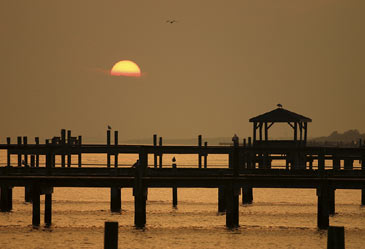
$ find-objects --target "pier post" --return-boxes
[159,137,163,168]
[332,155,340,170]
[204,142,208,168]
[153,134,157,168]
[44,191,52,227]
[317,184,330,229]
[344,159,353,170]
[110,187,121,213]
[6,137,11,167]
[78,136,82,168]
[198,135,202,168]
[134,147,148,228]
[318,152,325,171]
[225,184,239,228]
[30,155,35,168]
[107,130,111,168]
[114,131,118,168]
[218,187,226,212]
[35,137,39,167]
[23,136,28,166]
[329,188,335,215]
[0,185,12,212]
[17,136,22,167]
[23,136,32,202]
[104,221,118,249]
[172,161,177,207]
[32,184,41,227]
[61,129,66,167]
[67,130,72,167]
[361,150,365,205]
[327,226,345,249]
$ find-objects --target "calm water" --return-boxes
[1,153,365,249]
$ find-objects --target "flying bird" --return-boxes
[166,20,178,24]
[277,104,283,108]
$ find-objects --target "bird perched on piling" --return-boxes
[107,125,112,130]
[277,104,283,108]
[166,20,178,24]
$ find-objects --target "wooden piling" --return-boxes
[78,136,82,168]
[204,142,208,168]
[218,187,226,212]
[61,129,66,167]
[198,135,202,168]
[23,136,28,166]
[329,188,335,215]
[114,131,118,168]
[333,156,340,170]
[104,221,118,249]
[153,134,157,168]
[67,130,72,167]
[225,184,239,228]
[134,147,148,228]
[318,152,325,170]
[30,155,35,168]
[35,137,39,167]
[6,137,10,167]
[17,136,22,167]
[32,185,40,227]
[110,187,121,213]
[45,193,52,227]
[0,185,12,212]
[172,162,177,207]
[159,137,163,168]
[344,159,353,170]
[327,226,345,249]
[107,130,111,168]
[361,150,365,205]
[317,184,330,229]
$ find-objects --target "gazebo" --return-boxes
[249,105,312,147]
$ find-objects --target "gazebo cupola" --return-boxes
[249,105,312,146]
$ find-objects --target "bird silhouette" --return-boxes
[277,104,283,108]
[166,20,177,24]
[107,125,112,130]
[172,157,176,162]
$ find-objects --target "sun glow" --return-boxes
[110,60,141,77]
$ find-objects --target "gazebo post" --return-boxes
[294,122,297,142]
[304,123,308,145]
[253,122,257,142]
[264,122,268,141]
[259,123,263,141]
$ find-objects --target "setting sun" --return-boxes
[110,60,141,77]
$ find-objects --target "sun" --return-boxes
[110,60,141,77]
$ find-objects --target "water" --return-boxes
[1,153,365,248]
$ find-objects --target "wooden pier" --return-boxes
[1,129,365,230]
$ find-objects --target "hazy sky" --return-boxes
[1,0,364,142]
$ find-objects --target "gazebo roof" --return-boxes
[249,108,312,123]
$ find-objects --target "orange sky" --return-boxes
[0,0,364,142]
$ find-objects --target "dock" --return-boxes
[1,129,365,229]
